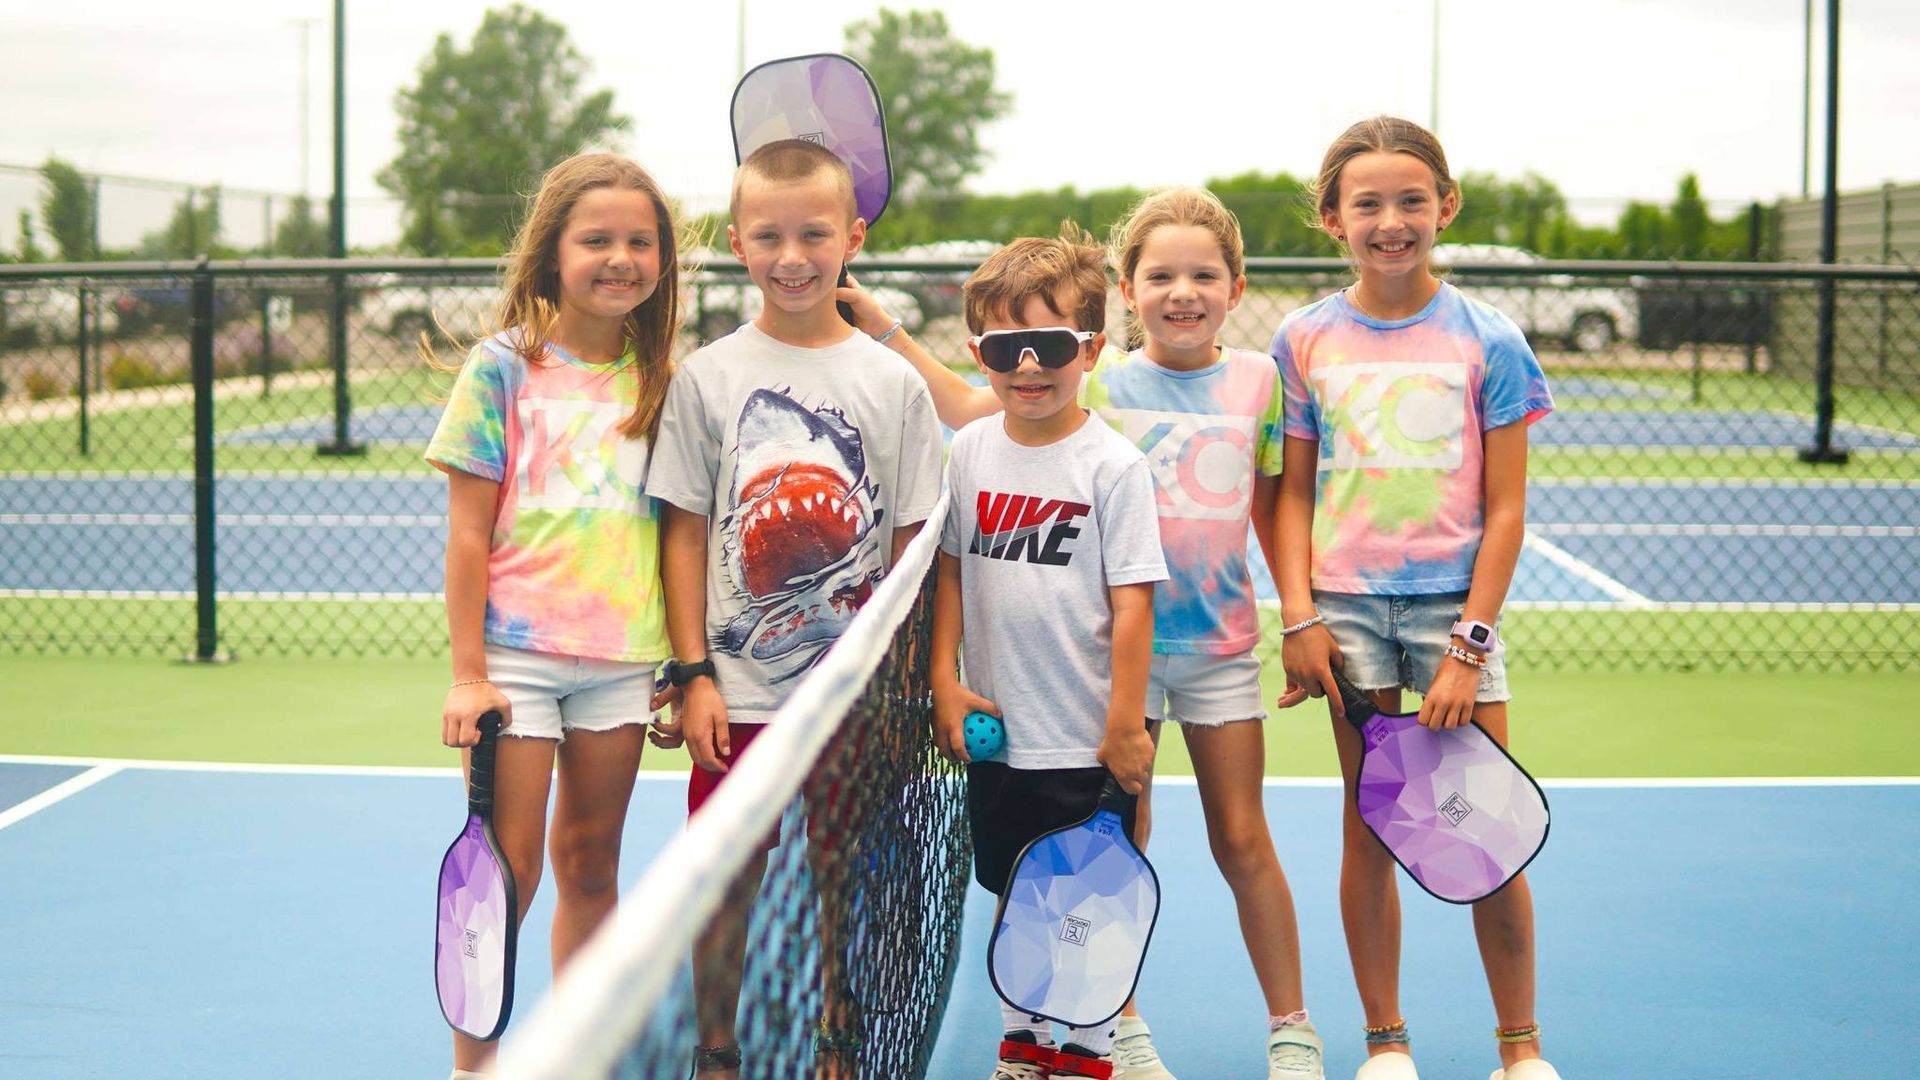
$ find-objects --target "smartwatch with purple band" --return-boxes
[1450,619,1499,655]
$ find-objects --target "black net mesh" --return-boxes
[496,514,969,1079]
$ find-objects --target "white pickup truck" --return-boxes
[1431,244,1637,352]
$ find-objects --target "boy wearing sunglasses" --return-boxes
[930,224,1168,1080]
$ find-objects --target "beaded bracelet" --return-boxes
[450,677,492,689]
[1363,1019,1410,1046]
[874,318,903,344]
[1279,614,1323,637]
[1445,643,1487,668]
[1496,1023,1541,1044]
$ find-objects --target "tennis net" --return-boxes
[495,493,967,1079]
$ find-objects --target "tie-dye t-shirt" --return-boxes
[424,333,669,663]
[1273,283,1553,595]
[1081,346,1285,655]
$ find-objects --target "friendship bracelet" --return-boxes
[1445,643,1488,668]
[1280,614,1323,637]
[450,677,492,689]
[1269,1010,1311,1030]
[1363,1019,1410,1046]
[1496,1023,1541,1044]
[874,318,903,344]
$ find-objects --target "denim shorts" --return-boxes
[1146,651,1266,727]
[483,643,661,741]
[1311,591,1509,702]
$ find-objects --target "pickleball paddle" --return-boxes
[435,711,518,1041]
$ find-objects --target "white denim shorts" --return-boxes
[483,643,661,741]
[1312,590,1509,702]
[1145,650,1268,727]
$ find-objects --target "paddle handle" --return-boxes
[468,711,503,816]
[1096,773,1138,815]
[836,266,857,329]
[1325,666,1378,733]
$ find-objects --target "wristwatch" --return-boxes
[665,658,717,687]
[1450,619,1499,655]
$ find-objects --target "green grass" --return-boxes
[4,653,1913,779]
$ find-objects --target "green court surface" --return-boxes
[5,654,1914,778]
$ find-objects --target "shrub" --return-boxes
[105,352,171,390]
[22,368,70,400]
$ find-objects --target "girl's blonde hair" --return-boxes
[496,153,684,440]
[1108,187,1245,349]
[1311,116,1460,231]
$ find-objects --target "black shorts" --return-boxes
[966,761,1140,895]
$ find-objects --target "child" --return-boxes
[645,138,943,1078]
[1271,117,1560,1080]
[427,152,686,1079]
[931,224,1167,1080]
[843,190,1327,1080]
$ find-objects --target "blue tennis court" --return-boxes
[0,758,1913,1078]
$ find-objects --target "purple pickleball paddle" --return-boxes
[435,711,518,1041]
[731,53,892,227]
[1328,667,1549,904]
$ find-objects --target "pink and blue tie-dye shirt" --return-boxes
[1274,283,1553,595]
[1082,346,1286,655]
[425,334,669,662]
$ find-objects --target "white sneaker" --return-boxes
[1267,1020,1325,1079]
[1108,1015,1177,1080]
[1354,1050,1419,1080]
[1489,1060,1562,1080]
[991,1032,1056,1080]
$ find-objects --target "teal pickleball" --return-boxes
[964,711,1005,760]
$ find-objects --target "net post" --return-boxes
[75,281,90,457]
[1799,0,1849,466]
[185,260,230,664]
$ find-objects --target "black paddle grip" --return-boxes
[1096,773,1139,815]
[468,711,503,816]
[1325,666,1377,732]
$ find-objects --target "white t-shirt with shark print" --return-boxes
[648,322,943,722]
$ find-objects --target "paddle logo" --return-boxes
[1060,915,1091,947]
[797,131,824,145]
[1439,792,1474,826]
[463,929,479,958]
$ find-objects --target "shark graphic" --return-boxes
[716,388,885,682]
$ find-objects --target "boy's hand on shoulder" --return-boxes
[680,679,732,772]
[932,683,997,764]
[1418,652,1478,730]
[1098,720,1156,796]
[834,273,898,340]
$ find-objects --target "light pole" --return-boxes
[1430,0,1441,134]
[292,17,319,196]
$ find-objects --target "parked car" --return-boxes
[883,239,1001,320]
[1634,282,1773,349]
[109,284,246,336]
[1,285,118,346]
[1431,244,1638,351]
[367,277,501,344]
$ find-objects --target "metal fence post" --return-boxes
[76,283,91,456]
[187,260,229,662]
[1799,0,1848,465]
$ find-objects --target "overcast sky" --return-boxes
[4,0,1918,250]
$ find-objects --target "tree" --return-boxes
[16,210,44,262]
[1669,173,1709,258]
[378,5,628,254]
[272,195,330,257]
[844,9,1012,207]
[39,157,94,261]
[137,187,222,258]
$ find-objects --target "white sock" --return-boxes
[998,1001,1051,1042]
[1063,1020,1116,1057]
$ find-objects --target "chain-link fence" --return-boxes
[2,255,1915,669]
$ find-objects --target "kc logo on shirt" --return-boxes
[1107,410,1255,521]
[515,398,648,510]
[1314,362,1467,471]
[968,491,1092,565]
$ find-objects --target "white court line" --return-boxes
[0,513,445,527]
[0,755,1912,789]
[1535,476,1920,489]
[1521,532,1653,604]
[1530,522,1919,539]
[0,764,124,832]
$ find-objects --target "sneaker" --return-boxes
[1055,1042,1115,1079]
[1354,1050,1419,1080]
[992,1030,1057,1080]
[1489,1061,1562,1080]
[1108,1015,1176,1080]
[1267,1020,1325,1079]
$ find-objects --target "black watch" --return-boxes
[666,658,717,687]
